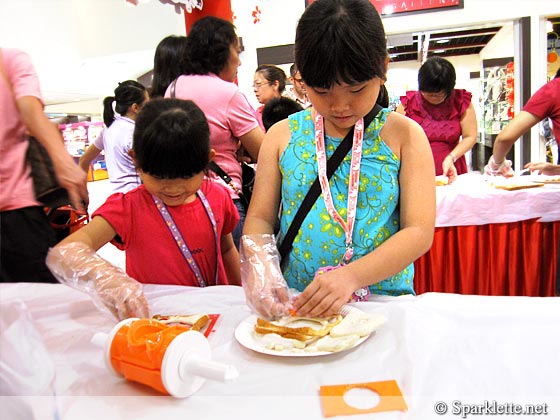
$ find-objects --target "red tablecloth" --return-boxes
[414,218,560,296]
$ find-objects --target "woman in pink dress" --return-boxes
[397,57,477,183]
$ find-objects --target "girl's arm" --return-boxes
[294,113,436,316]
[78,144,102,173]
[241,121,292,318]
[220,233,241,286]
[46,216,149,320]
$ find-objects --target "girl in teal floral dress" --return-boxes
[241,0,436,319]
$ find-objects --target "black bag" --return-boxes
[241,162,255,205]
[26,137,71,209]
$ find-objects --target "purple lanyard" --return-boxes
[152,191,219,287]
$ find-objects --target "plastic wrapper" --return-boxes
[46,242,150,320]
[484,155,513,177]
[240,234,291,319]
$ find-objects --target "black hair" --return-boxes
[295,0,387,89]
[262,97,304,131]
[255,64,287,94]
[418,57,456,97]
[184,16,238,76]
[151,35,188,98]
[133,98,210,179]
[555,67,560,79]
[377,84,389,108]
[103,80,147,127]
[289,63,298,78]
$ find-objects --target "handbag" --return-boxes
[47,205,89,243]
[0,49,70,210]
[208,161,253,208]
[26,137,71,209]
[278,104,383,262]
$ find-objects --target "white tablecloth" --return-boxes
[436,173,560,227]
[1,284,559,420]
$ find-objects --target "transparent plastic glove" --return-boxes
[484,155,514,177]
[46,242,149,320]
[240,234,291,320]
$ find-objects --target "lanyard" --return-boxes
[314,114,364,263]
[152,191,219,287]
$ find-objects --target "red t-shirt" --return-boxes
[93,180,239,286]
[523,78,560,142]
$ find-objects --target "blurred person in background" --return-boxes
[253,64,287,130]
[0,47,88,282]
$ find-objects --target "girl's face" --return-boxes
[219,40,242,82]
[253,71,280,105]
[139,171,205,206]
[305,78,382,136]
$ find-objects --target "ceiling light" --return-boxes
[546,21,554,33]
[436,39,449,44]
[434,49,445,53]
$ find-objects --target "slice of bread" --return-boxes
[254,315,342,342]
[152,314,210,331]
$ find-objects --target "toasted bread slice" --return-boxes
[255,315,342,340]
[152,314,210,331]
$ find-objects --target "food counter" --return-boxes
[415,173,560,296]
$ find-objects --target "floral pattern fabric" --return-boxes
[277,108,414,296]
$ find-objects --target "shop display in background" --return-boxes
[59,121,107,181]
[471,58,514,172]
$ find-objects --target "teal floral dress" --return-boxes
[277,108,414,296]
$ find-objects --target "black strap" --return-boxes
[278,104,383,262]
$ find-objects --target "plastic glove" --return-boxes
[484,155,514,177]
[240,234,291,319]
[46,242,149,320]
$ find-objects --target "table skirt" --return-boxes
[414,218,560,296]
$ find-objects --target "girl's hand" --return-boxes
[524,161,560,176]
[292,266,358,318]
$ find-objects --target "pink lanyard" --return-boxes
[314,113,364,263]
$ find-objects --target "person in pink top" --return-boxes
[0,48,88,283]
[165,16,264,249]
[485,67,560,177]
[397,57,478,184]
[47,98,241,320]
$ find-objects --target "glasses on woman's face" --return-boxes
[421,91,447,100]
[253,81,271,89]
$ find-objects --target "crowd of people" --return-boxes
[1,0,557,321]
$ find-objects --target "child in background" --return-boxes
[47,98,241,320]
[241,0,435,319]
[261,96,304,132]
[79,80,149,194]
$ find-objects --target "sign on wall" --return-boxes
[304,0,463,16]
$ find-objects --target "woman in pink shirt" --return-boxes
[165,16,264,248]
[0,48,88,283]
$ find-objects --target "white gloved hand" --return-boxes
[240,234,291,320]
[484,155,514,177]
[46,242,149,320]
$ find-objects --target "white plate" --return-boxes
[234,314,371,357]
[530,175,560,184]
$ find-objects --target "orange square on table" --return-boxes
[320,379,407,417]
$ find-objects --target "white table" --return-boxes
[1,284,559,420]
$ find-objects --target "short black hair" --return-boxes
[255,64,288,94]
[103,80,147,127]
[262,97,304,131]
[133,98,210,179]
[295,0,387,89]
[185,16,238,76]
[418,57,456,97]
